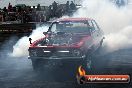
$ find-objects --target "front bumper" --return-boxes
[28,55,86,60]
[28,55,87,68]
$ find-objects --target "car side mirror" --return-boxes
[48,26,51,31]
[47,31,52,36]
[43,32,47,35]
[29,38,32,44]
[43,31,52,37]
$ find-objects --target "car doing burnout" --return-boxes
[28,18,104,72]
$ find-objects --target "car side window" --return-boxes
[51,23,57,32]
[88,20,95,34]
[88,20,93,27]
[92,20,99,30]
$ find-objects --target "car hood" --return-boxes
[33,33,91,47]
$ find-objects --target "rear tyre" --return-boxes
[82,54,94,74]
[96,38,104,55]
[98,39,103,50]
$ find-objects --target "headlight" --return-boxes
[73,50,81,57]
[29,50,37,56]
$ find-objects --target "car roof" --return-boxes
[54,18,93,22]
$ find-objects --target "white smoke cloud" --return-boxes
[104,26,132,52]
[74,0,132,52]
[11,25,48,57]
[11,0,132,57]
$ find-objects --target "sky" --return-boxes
[0,0,81,8]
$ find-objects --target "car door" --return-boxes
[86,20,96,50]
[93,20,103,38]
[91,20,101,49]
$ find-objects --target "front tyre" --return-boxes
[31,59,43,72]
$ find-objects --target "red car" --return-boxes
[28,18,104,72]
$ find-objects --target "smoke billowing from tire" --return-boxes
[74,0,132,52]
[10,26,48,57]
[11,0,132,57]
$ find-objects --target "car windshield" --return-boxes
[50,21,94,34]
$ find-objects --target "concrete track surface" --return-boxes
[0,44,132,88]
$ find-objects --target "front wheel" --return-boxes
[31,59,43,72]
